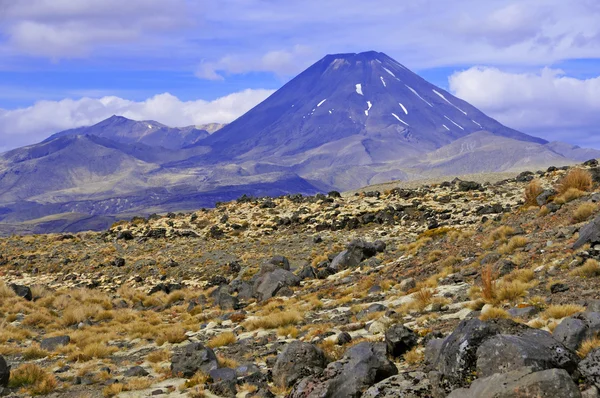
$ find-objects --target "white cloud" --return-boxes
[449,66,600,146]
[0,89,274,151]
[196,45,314,80]
[1,0,188,58]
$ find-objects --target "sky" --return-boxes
[0,0,600,152]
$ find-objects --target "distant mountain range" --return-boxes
[1,51,599,234]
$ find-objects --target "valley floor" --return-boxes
[1,163,600,397]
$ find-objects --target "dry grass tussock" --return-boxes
[207,332,236,348]
[524,179,544,207]
[557,168,593,195]
[555,188,587,204]
[9,363,58,395]
[480,307,510,321]
[542,304,585,320]
[498,236,528,255]
[242,310,303,331]
[572,202,598,223]
[570,259,600,277]
[578,336,600,358]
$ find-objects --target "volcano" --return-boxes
[201,51,545,163]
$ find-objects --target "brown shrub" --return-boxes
[524,179,544,206]
[557,168,593,195]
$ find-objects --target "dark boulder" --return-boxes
[385,324,418,358]
[288,342,397,398]
[580,348,600,388]
[573,214,600,249]
[253,268,300,302]
[554,312,600,351]
[40,335,70,351]
[476,331,579,378]
[536,189,557,206]
[447,367,581,398]
[170,342,218,378]
[458,181,482,191]
[272,341,326,388]
[9,284,32,301]
[363,371,431,398]
[268,255,291,270]
[124,366,149,377]
[0,356,9,387]
[298,265,317,280]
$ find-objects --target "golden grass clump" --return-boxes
[207,332,236,348]
[22,344,50,360]
[495,280,531,302]
[0,283,16,299]
[9,363,58,395]
[147,349,171,363]
[557,168,593,195]
[498,236,528,255]
[577,336,600,358]
[524,179,544,207]
[542,304,585,320]
[555,188,587,204]
[504,268,535,284]
[569,259,600,277]
[412,288,434,311]
[156,327,188,346]
[242,310,303,331]
[277,325,299,338]
[479,307,511,321]
[572,202,598,223]
[403,347,424,365]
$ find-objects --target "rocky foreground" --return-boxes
[3,161,600,397]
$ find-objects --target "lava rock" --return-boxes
[298,265,318,280]
[253,268,301,302]
[272,341,326,388]
[458,181,482,192]
[288,342,397,398]
[475,331,579,378]
[124,366,149,377]
[536,189,557,206]
[170,342,218,378]
[573,214,600,249]
[268,255,290,270]
[337,332,352,345]
[363,371,431,398]
[554,312,600,351]
[9,284,32,301]
[0,356,9,387]
[580,348,600,388]
[40,335,70,351]
[209,367,236,383]
[447,367,581,398]
[385,324,418,358]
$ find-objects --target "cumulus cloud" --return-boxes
[449,66,600,146]
[196,45,314,80]
[0,89,274,151]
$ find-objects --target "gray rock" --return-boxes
[9,284,32,301]
[476,331,579,378]
[582,386,600,398]
[209,379,237,398]
[209,367,236,382]
[579,348,600,388]
[337,332,352,345]
[554,318,588,351]
[214,290,239,310]
[363,371,431,398]
[573,214,600,249]
[124,366,149,377]
[458,181,482,192]
[298,265,317,280]
[0,356,9,387]
[507,306,539,318]
[385,324,418,358]
[40,335,70,351]
[427,318,534,396]
[536,189,557,206]
[272,341,326,388]
[268,255,290,270]
[170,342,218,378]
[329,249,363,271]
[289,342,398,398]
[447,367,581,398]
[253,268,300,301]
[400,278,416,292]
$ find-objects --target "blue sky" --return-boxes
[1,0,600,151]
